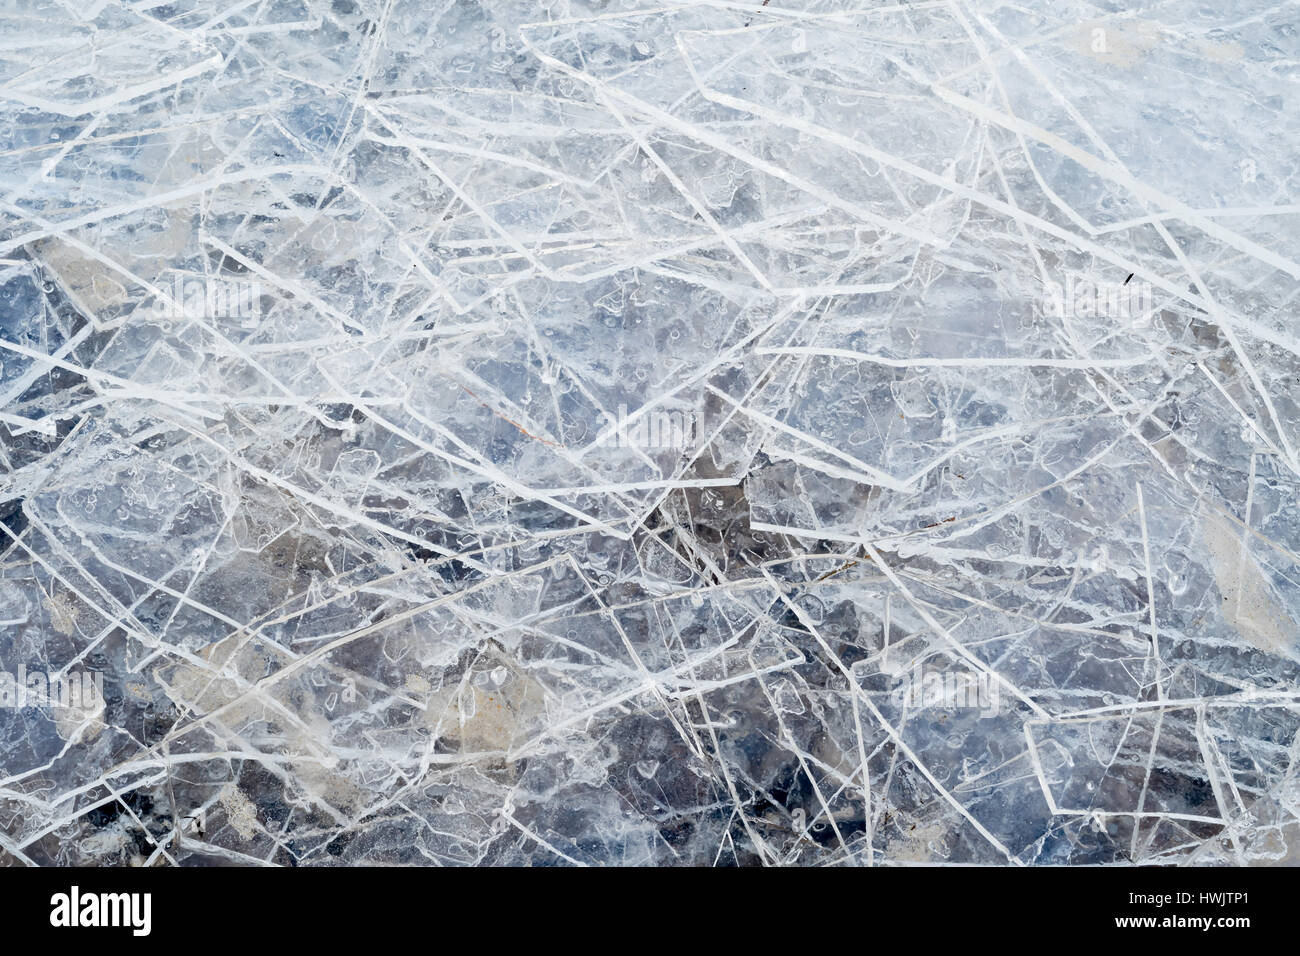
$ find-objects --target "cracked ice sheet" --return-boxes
[0,0,1297,868]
